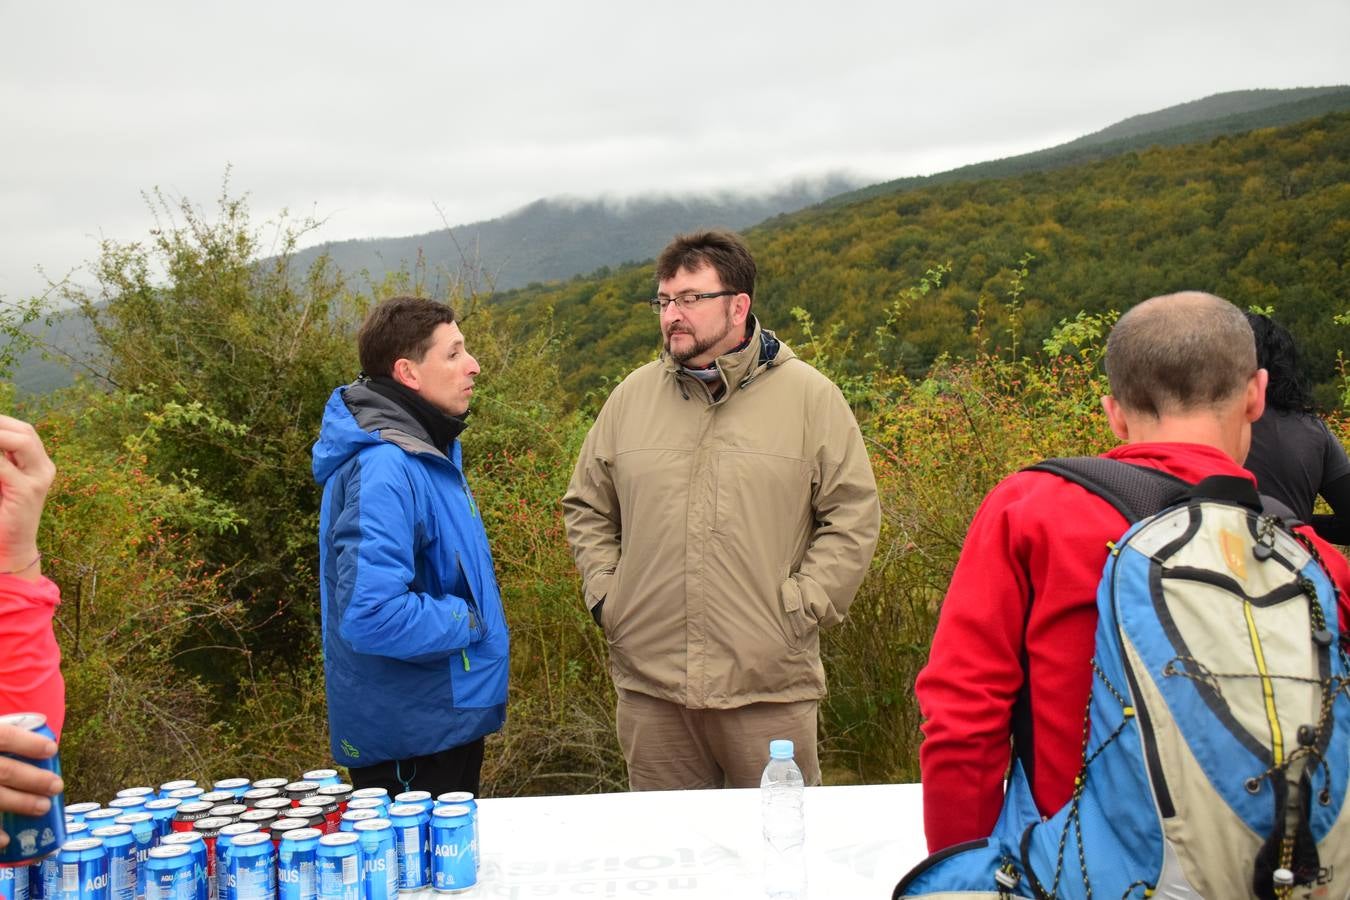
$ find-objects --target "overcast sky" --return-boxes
[2,0,1348,303]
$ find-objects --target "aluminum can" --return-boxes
[351,822,396,900]
[299,772,338,789]
[189,798,229,813]
[0,714,66,866]
[154,835,205,900]
[63,806,101,826]
[206,783,247,803]
[210,825,257,900]
[294,799,337,835]
[102,802,141,820]
[281,810,322,834]
[155,784,195,800]
[335,811,376,835]
[429,806,475,894]
[276,829,320,900]
[388,794,430,818]
[0,861,30,900]
[384,805,428,892]
[141,846,195,900]
[246,781,285,793]
[235,791,275,811]
[161,792,200,805]
[313,834,358,900]
[218,836,269,900]
[310,788,350,817]
[189,819,229,900]
[248,800,290,817]
[341,799,385,819]
[33,824,85,900]
[345,790,385,806]
[112,792,152,806]
[232,811,274,832]
[87,828,132,900]
[141,801,180,841]
[203,809,243,826]
[168,805,212,836]
[432,793,477,855]
[52,837,107,900]
[264,821,307,850]
[281,785,317,807]
[76,814,119,833]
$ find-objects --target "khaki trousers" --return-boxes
[615,687,821,790]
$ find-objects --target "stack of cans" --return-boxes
[2,763,481,900]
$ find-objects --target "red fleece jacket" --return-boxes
[916,442,1350,852]
[0,574,64,740]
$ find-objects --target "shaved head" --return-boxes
[1105,291,1257,418]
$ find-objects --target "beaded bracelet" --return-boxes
[0,552,40,576]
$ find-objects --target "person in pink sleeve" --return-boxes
[0,414,64,853]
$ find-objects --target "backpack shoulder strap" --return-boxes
[1025,457,1192,523]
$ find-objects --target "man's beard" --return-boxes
[664,307,735,365]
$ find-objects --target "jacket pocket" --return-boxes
[450,554,509,709]
[777,576,815,648]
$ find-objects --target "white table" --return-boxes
[456,783,926,899]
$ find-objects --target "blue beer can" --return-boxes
[340,799,384,819]
[53,837,107,900]
[142,846,195,900]
[103,802,142,819]
[77,814,118,833]
[335,812,375,835]
[219,834,270,900]
[155,784,195,801]
[63,806,101,826]
[299,772,338,790]
[87,827,133,900]
[207,783,247,804]
[0,861,29,900]
[276,828,320,900]
[211,825,258,900]
[388,794,431,817]
[313,834,359,900]
[161,792,200,805]
[428,806,475,894]
[351,822,396,900]
[0,714,66,866]
[111,792,152,806]
[33,824,85,900]
[111,814,155,868]
[140,802,180,841]
[344,790,385,808]
[431,794,477,854]
[156,835,206,900]
[384,805,428,891]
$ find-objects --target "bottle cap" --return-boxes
[769,739,795,760]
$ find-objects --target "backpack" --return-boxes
[895,458,1350,900]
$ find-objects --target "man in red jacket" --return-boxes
[916,291,1350,853]
[0,414,65,853]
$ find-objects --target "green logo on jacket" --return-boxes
[340,738,360,759]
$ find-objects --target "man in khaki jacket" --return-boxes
[562,230,880,790]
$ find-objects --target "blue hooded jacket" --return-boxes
[313,381,508,768]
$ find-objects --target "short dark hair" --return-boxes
[655,230,756,298]
[1245,312,1314,413]
[357,296,457,378]
[1105,291,1256,417]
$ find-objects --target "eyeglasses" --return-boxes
[647,290,737,314]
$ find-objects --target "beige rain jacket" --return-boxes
[562,317,880,708]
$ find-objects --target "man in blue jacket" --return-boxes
[313,296,509,796]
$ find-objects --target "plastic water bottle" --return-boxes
[761,739,805,899]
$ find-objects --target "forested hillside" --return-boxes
[496,111,1350,405]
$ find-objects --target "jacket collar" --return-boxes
[661,315,790,402]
